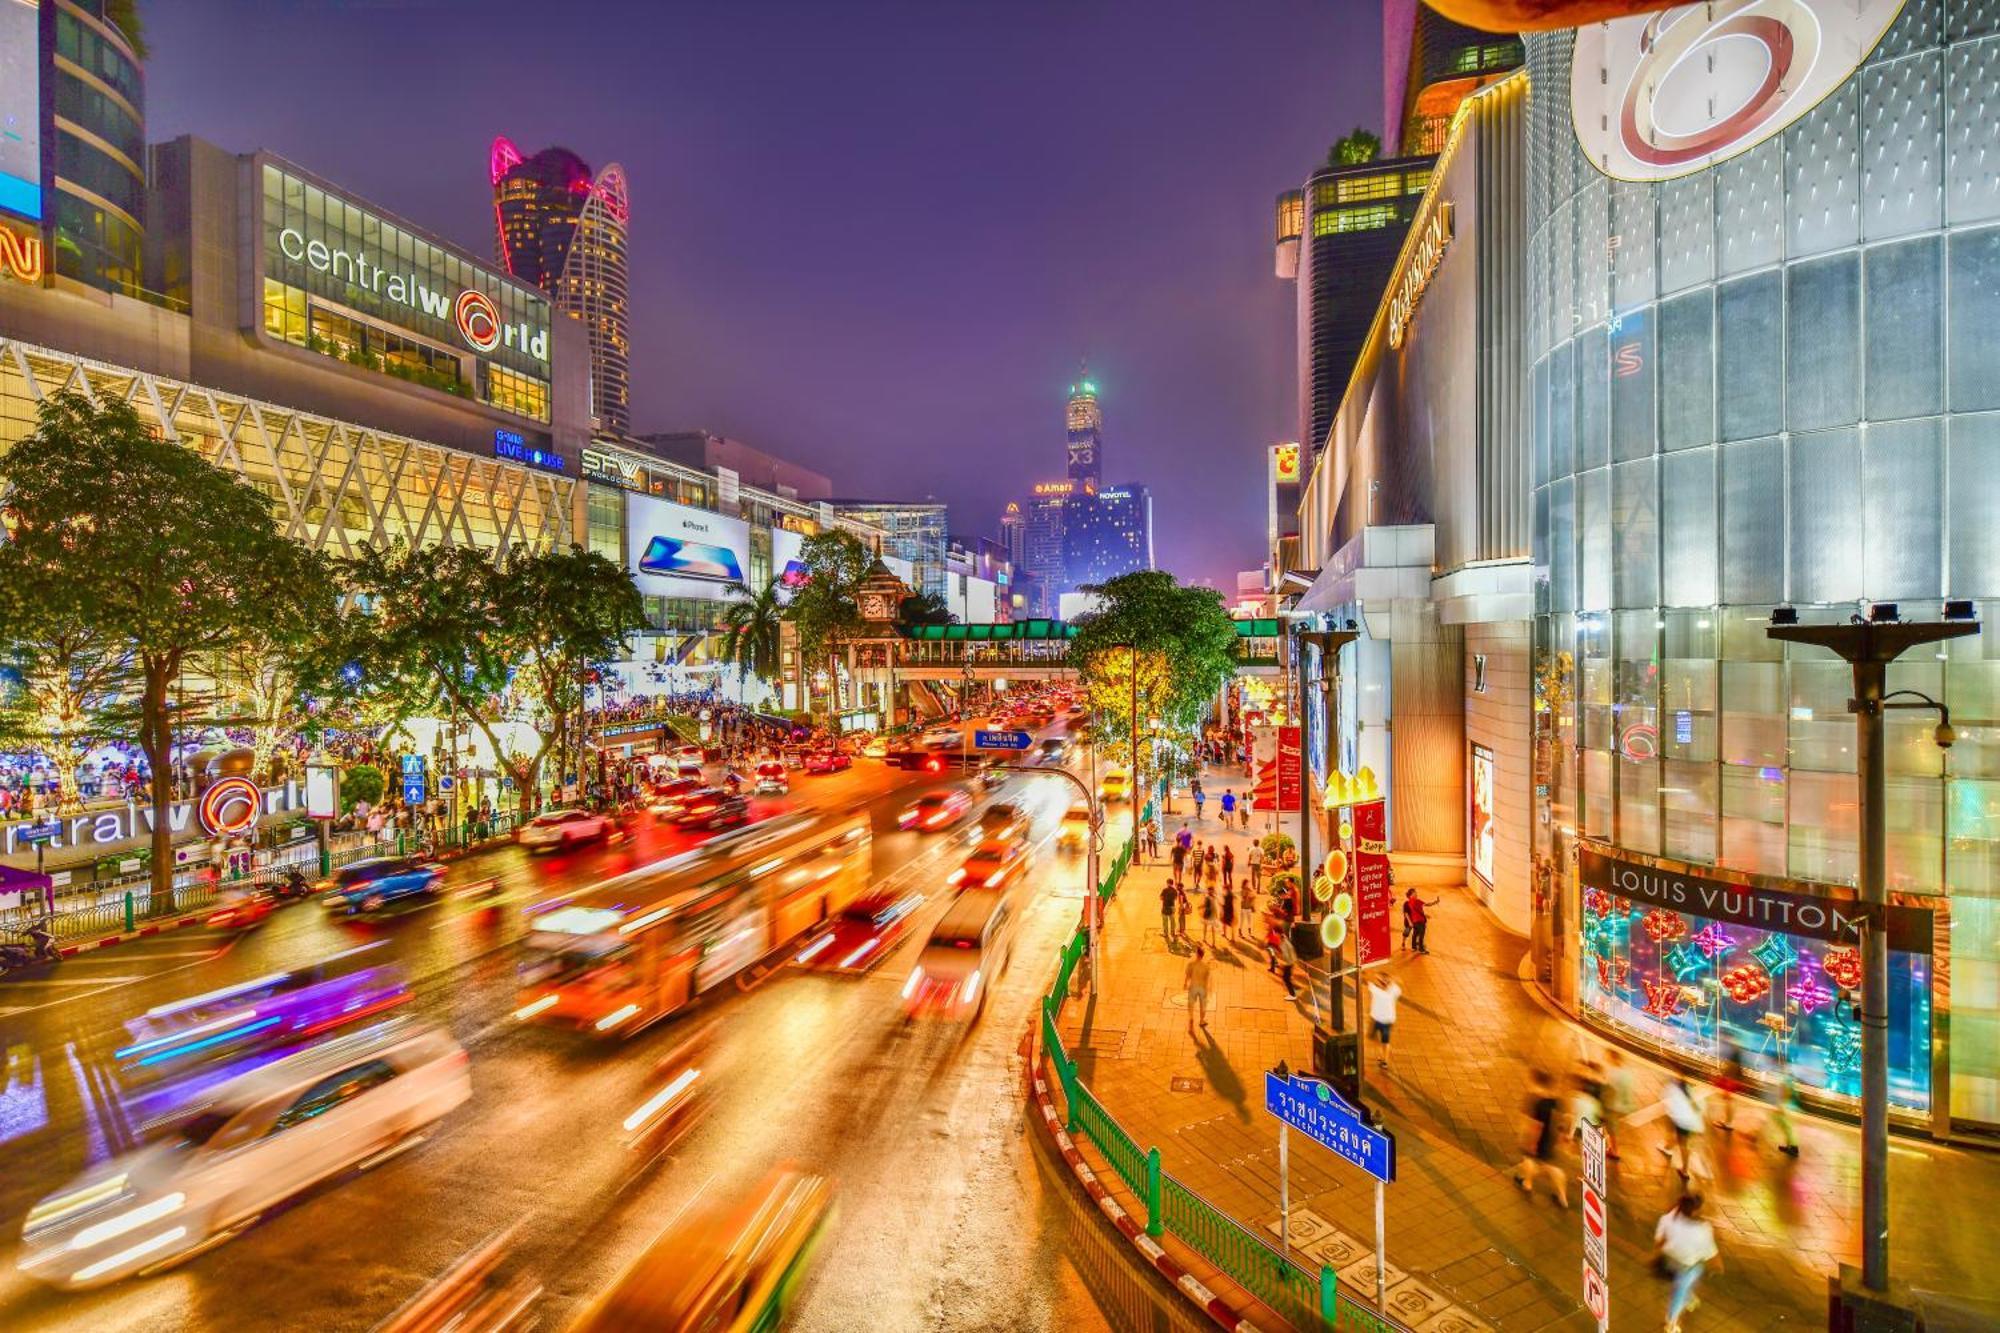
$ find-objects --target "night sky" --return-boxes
[145,1,1377,590]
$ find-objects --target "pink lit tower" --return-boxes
[490,138,631,434]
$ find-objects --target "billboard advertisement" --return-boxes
[0,0,40,221]
[1469,742,1496,886]
[772,526,808,589]
[1352,797,1392,965]
[627,493,750,599]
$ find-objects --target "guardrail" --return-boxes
[1039,834,1404,1333]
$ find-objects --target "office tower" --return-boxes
[1065,368,1103,488]
[999,500,1026,571]
[1384,1,1523,156]
[491,138,631,433]
[27,1,148,296]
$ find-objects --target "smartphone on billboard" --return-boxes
[638,536,745,583]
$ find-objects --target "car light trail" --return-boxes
[513,995,558,1020]
[795,935,834,964]
[595,1003,641,1031]
[621,1068,701,1132]
[71,1227,188,1283]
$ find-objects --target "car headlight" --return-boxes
[70,1193,185,1250]
[24,1176,129,1235]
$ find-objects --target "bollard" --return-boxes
[123,891,134,932]
[1320,1265,1338,1323]
[1145,1147,1163,1237]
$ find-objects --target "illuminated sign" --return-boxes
[2,782,306,860]
[1387,200,1453,349]
[199,777,264,838]
[1469,743,1495,886]
[0,220,40,284]
[277,227,547,361]
[1033,481,1074,497]
[1572,1,1907,183]
[1271,443,1300,483]
[627,493,751,597]
[454,289,502,352]
[493,429,564,473]
[0,0,41,221]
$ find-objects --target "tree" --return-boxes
[719,578,786,696]
[502,544,646,787]
[0,595,137,811]
[1330,127,1381,167]
[897,590,954,627]
[1068,571,1240,793]
[0,393,307,901]
[786,530,871,713]
[201,543,342,784]
[341,762,386,812]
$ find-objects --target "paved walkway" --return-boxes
[1061,770,2000,1331]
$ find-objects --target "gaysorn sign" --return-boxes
[1578,844,1932,953]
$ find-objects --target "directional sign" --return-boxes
[1581,1183,1608,1274]
[15,821,61,846]
[1583,1262,1609,1330]
[973,730,1033,751]
[1264,1071,1395,1183]
[1580,1119,1606,1195]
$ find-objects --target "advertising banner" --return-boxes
[1276,725,1302,811]
[1352,797,1392,965]
[627,493,752,600]
[1469,742,1495,886]
[772,526,808,589]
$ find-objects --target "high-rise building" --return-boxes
[1005,374,1153,609]
[999,500,1026,571]
[1382,1,1522,157]
[828,499,949,597]
[490,138,631,434]
[1064,483,1154,588]
[31,1,147,298]
[1022,485,1069,615]
[1065,368,1103,487]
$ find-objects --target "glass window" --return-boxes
[1661,611,1718,763]
[1550,340,1575,481]
[1610,309,1656,462]
[1611,458,1657,609]
[1659,449,1717,608]
[1949,225,2000,412]
[1661,759,1718,863]
[1576,325,1608,472]
[1789,768,1859,884]
[1949,413,2000,594]
[1717,272,1783,441]
[1719,436,1784,606]
[1721,661,1785,770]
[1719,760,1786,874]
[1865,237,1943,421]
[1577,467,1611,612]
[1658,290,1714,452]
[1786,254,1861,432]
[1863,418,1943,603]
[1788,428,1863,605]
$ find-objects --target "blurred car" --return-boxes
[1057,802,1092,852]
[947,838,1028,892]
[320,857,444,915]
[568,1167,831,1333]
[1067,702,1086,716]
[205,889,275,930]
[20,1021,469,1289]
[1099,769,1132,803]
[518,808,615,853]
[902,889,1015,1022]
[897,788,972,831]
[1036,737,1070,766]
[802,748,851,774]
[673,745,706,766]
[793,890,924,973]
[858,736,889,759]
[674,789,751,831]
[647,776,704,818]
[753,761,791,795]
[920,725,963,749]
[977,801,1029,844]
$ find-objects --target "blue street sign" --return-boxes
[400,754,426,778]
[974,730,1033,751]
[439,775,455,793]
[16,821,60,845]
[1264,1071,1396,1183]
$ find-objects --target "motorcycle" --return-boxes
[271,868,316,902]
[0,921,60,976]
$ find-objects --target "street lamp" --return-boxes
[1765,600,1977,1312]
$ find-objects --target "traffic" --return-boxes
[0,686,1123,1332]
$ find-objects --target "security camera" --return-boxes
[1936,720,1957,750]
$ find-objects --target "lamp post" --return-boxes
[1765,600,1977,1309]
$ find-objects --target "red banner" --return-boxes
[1353,797,1392,964]
[1276,725,1302,811]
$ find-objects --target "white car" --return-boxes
[920,726,963,749]
[19,1022,469,1289]
[517,808,614,852]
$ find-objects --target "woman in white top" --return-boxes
[1654,1193,1721,1331]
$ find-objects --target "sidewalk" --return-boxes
[1062,772,2000,1331]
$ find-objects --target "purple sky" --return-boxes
[145,1,1378,590]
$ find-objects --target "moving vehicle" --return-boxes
[978,801,1029,845]
[675,789,751,831]
[793,890,924,973]
[204,889,276,931]
[1057,802,1093,852]
[803,748,851,774]
[21,1021,469,1289]
[858,736,889,759]
[947,838,1028,892]
[902,889,1015,1022]
[320,857,444,916]
[1099,768,1132,803]
[648,776,704,818]
[623,1024,718,1172]
[518,808,615,853]
[0,920,59,977]
[897,788,972,831]
[515,813,871,1035]
[753,761,790,796]
[568,1168,831,1333]
[920,725,962,749]
[1037,737,1070,765]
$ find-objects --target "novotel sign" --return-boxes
[275,227,548,363]
[1387,200,1452,350]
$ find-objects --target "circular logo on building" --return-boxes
[198,777,263,838]
[453,288,502,352]
[1572,1,1906,182]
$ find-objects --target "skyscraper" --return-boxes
[1065,369,1103,487]
[1001,373,1152,611]
[490,138,632,434]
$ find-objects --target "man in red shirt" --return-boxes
[1403,887,1441,954]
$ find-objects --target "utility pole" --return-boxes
[1766,601,1975,1319]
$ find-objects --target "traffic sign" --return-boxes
[1582,1261,1609,1330]
[439,775,455,793]
[1581,1184,1608,1274]
[1264,1071,1395,1183]
[15,821,61,845]
[973,730,1033,751]
[1580,1120,1607,1194]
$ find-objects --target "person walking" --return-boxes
[1278,925,1299,1000]
[1248,841,1263,895]
[1176,822,1193,853]
[1762,1063,1802,1158]
[1143,822,1159,862]
[1220,885,1236,940]
[1175,882,1191,939]
[1405,887,1442,953]
[1514,1071,1570,1206]
[1714,1039,1747,1134]
[1184,945,1213,1034]
[1600,1047,1637,1159]
[1240,790,1254,830]
[1400,889,1416,951]
[1367,976,1402,1069]
[1159,880,1179,945]
[1192,782,1206,822]
[1660,1075,1710,1183]
[1219,789,1236,826]
[1170,837,1188,888]
[1221,844,1235,892]
[1653,1194,1721,1332]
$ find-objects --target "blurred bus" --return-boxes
[514,813,871,1036]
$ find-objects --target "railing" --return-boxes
[1039,833,1406,1332]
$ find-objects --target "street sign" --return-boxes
[1581,1184,1608,1273]
[15,821,61,845]
[401,754,427,807]
[1264,1071,1395,1183]
[1583,1262,1609,1329]
[1581,1119,1607,1194]
[1579,1119,1609,1332]
[973,730,1033,751]
[439,775,455,794]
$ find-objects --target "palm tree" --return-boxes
[718,578,785,697]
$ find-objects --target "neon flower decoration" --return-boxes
[1825,1014,1863,1083]
[1595,954,1631,992]
[1750,934,1799,975]
[1822,946,1862,992]
[1786,971,1833,1016]
[1661,942,1708,982]
[1641,908,1687,943]
[1582,912,1627,957]
[1583,886,1613,917]
[1689,923,1736,959]
[1720,962,1771,1004]
[1642,978,1685,1018]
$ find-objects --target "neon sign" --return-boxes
[493,429,564,473]
[454,289,501,352]
[199,777,263,838]
[0,223,40,284]
[1387,201,1453,349]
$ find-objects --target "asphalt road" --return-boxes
[0,736,1187,1332]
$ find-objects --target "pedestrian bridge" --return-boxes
[888,618,1282,680]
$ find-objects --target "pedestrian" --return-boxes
[1184,944,1212,1033]
[1171,837,1188,886]
[1569,1056,1606,1141]
[1240,790,1254,829]
[1176,822,1193,852]
[1143,822,1159,862]
[1248,841,1263,894]
[1278,925,1298,999]
[1220,885,1236,938]
[1175,882,1191,938]
[1193,784,1206,822]
[1201,888,1218,946]
[1660,1075,1709,1181]
[1265,918,1282,973]
[1404,887,1442,953]
[1514,1071,1570,1206]
[1714,1039,1747,1133]
[1400,889,1416,951]
[1600,1047,1637,1159]
[1653,1194,1721,1333]
[1159,880,1179,944]
[1762,1063,1801,1158]
[1221,844,1235,891]
[1367,976,1402,1069]
[1219,789,1236,826]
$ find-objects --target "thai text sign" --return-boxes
[1265,1071,1395,1183]
[1352,796,1392,964]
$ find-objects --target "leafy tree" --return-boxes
[1330,127,1381,167]
[719,578,786,696]
[0,393,307,901]
[200,544,342,784]
[341,762,386,812]
[787,530,871,713]
[0,596,137,811]
[1068,571,1239,793]
[897,590,954,627]
[502,544,646,785]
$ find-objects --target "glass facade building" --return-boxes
[45,0,146,298]
[1525,5,2000,1127]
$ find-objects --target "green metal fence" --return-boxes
[1070,1076,1148,1196]
[1161,1174,1335,1330]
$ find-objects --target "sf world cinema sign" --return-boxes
[1573,0,1908,182]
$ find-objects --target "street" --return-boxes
[0,742,1159,1332]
